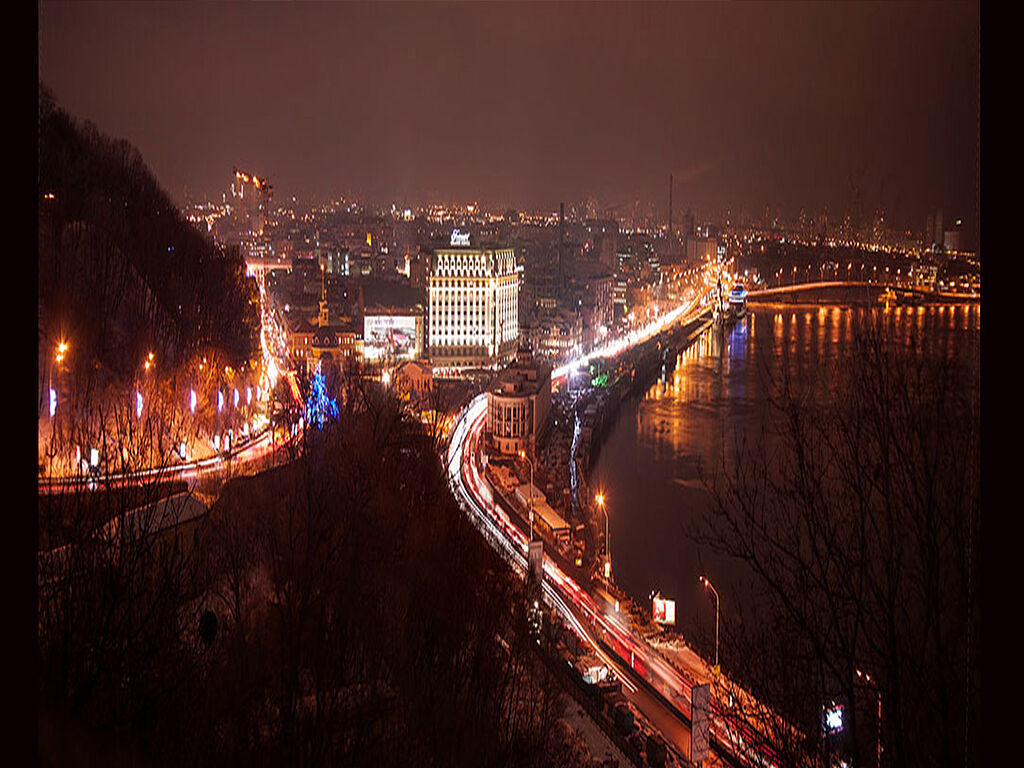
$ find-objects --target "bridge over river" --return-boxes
[746,280,978,305]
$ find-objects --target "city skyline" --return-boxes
[39,2,978,238]
[37,6,982,762]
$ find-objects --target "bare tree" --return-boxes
[39,393,210,761]
[693,320,979,768]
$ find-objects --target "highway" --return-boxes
[445,318,786,768]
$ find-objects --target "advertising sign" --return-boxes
[692,683,711,763]
[652,596,676,626]
[364,315,418,358]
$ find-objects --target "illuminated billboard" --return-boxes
[364,314,419,359]
[652,596,676,625]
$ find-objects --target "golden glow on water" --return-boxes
[591,301,979,654]
[639,304,979,443]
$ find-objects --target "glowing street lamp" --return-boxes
[595,492,610,580]
[50,340,69,419]
[699,574,720,676]
[190,389,197,414]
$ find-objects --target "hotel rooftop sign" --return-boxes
[450,228,471,246]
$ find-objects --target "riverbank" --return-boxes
[529,311,725,613]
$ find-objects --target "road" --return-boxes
[445,287,789,767]
[38,426,293,495]
[448,396,783,768]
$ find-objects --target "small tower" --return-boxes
[318,263,329,328]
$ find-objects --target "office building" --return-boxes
[428,232,519,371]
[486,347,551,455]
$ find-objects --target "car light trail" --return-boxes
[446,295,790,768]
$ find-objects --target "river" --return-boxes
[589,302,980,657]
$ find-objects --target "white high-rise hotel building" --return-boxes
[429,230,519,371]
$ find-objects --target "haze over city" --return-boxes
[38,4,980,768]
[40,2,978,238]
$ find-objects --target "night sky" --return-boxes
[39,2,979,232]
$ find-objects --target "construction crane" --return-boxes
[233,167,272,195]
[233,167,274,237]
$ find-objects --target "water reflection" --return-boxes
[591,303,981,637]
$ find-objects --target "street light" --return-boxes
[50,340,69,419]
[518,449,535,540]
[595,492,610,580]
[699,574,720,675]
[857,668,882,768]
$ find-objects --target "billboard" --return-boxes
[691,683,711,763]
[652,596,676,626]
[364,314,419,359]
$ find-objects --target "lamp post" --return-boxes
[857,668,882,768]
[137,351,154,420]
[699,574,720,676]
[595,492,610,580]
[50,340,68,419]
[518,449,535,541]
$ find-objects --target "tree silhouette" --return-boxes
[693,320,979,768]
